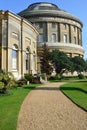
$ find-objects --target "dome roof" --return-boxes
[18,2,82,26]
[27,2,60,11]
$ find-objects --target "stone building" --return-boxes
[0,2,84,78]
[18,2,84,72]
[0,10,38,78]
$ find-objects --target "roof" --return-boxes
[18,2,83,26]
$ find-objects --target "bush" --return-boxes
[17,79,27,87]
[49,74,62,80]
[0,70,16,93]
[78,74,84,79]
[32,77,41,84]
[24,74,33,82]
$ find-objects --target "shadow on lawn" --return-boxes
[60,87,87,94]
[23,86,36,90]
[23,86,87,93]
[34,87,60,91]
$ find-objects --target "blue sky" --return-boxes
[0,0,87,59]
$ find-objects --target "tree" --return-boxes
[49,50,72,74]
[71,56,86,73]
[85,59,87,72]
[40,43,52,74]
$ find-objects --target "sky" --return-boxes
[0,0,87,59]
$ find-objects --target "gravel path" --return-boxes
[17,82,87,130]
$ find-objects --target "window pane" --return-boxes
[38,34,44,42]
[74,37,76,44]
[39,23,43,28]
[52,34,56,42]
[12,49,17,69]
[52,23,56,28]
[63,34,67,43]
[25,52,29,70]
[63,24,66,29]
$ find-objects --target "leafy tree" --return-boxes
[71,56,86,73]
[49,50,72,74]
[85,59,87,72]
[40,43,52,74]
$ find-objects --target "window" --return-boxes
[39,23,43,28]
[52,23,56,28]
[52,34,56,42]
[74,26,76,32]
[63,24,66,29]
[25,49,29,70]
[63,34,67,43]
[74,37,76,44]
[33,55,36,70]
[38,34,44,42]
[12,45,18,70]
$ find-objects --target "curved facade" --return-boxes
[19,2,84,58]
[0,10,38,78]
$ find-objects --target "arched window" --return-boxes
[12,45,18,70]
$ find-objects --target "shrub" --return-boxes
[24,74,33,82]
[78,74,84,79]
[17,79,27,87]
[32,77,41,84]
[0,70,16,94]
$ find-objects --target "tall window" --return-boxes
[63,34,67,43]
[25,49,29,70]
[38,34,44,42]
[33,55,36,70]
[52,23,56,28]
[12,45,18,70]
[74,26,76,32]
[63,24,66,29]
[74,36,76,44]
[52,34,56,42]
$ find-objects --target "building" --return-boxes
[18,2,84,72]
[0,10,38,78]
[0,2,84,78]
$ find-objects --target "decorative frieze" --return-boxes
[29,17,82,28]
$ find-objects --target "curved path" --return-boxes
[17,82,87,130]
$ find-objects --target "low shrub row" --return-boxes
[0,71,41,94]
[49,73,86,81]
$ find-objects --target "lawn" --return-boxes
[0,84,40,130]
[60,81,87,111]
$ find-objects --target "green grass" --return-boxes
[0,84,40,130]
[60,81,87,111]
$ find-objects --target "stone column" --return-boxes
[47,22,50,42]
[44,22,48,42]
[80,29,82,46]
[58,23,60,42]
[69,24,71,43]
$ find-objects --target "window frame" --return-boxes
[52,33,56,42]
[63,34,67,43]
[12,45,18,70]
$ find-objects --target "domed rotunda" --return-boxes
[18,2,84,71]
